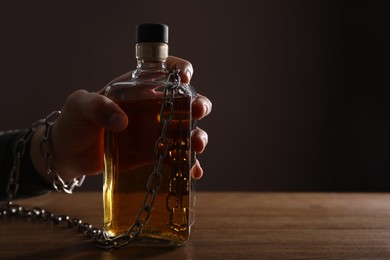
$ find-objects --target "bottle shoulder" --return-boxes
[104,71,196,102]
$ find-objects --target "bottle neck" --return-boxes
[136,59,167,70]
[136,42,168,70]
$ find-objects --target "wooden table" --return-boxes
[2,192,390,259]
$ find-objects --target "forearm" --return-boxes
[29,126,53,185]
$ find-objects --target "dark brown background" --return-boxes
[0,0,389,191]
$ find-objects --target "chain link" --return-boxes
[6,120,44,202]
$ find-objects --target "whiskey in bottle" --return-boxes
[103,23,196,246]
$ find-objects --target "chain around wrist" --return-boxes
[6,110,85,201]
[39,111,85,194]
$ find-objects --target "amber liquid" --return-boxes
[103,96,194,246]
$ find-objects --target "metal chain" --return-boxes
[6,120,44,202]
[0,69,183,250]
[167,138,190,232]
[95,69,182,249]
[0,201,102,240]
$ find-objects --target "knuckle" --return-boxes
[63,90,88,112]
[88,95,113,116]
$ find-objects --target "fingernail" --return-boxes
[193,163,203,179]
[108,113,127,131]
[185,69,192,82]
[202,136,208,147]
[203,104,209,116]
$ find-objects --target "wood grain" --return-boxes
[2,192,390,259]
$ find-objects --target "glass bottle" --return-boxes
[102,23,196,246]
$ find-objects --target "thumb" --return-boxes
[62,90,128,132]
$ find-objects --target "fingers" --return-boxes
[62,90,128,132]
[192,127,208,154]
[191,128,207,180]
[192,94,212,120]
[191,159,204,180]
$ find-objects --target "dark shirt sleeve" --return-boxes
[0,130,52,201]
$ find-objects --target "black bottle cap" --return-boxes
[136,23,168,43]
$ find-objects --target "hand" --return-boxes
[30,56,212,184]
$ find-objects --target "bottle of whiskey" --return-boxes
[102,23,196,246]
